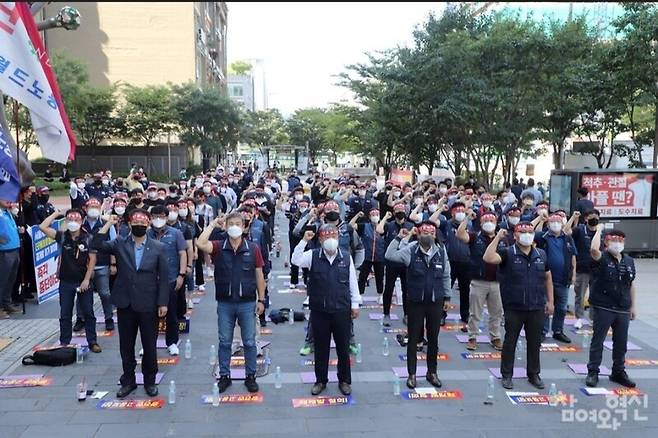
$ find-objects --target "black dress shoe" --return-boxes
[245,374,259,393]
[609,371,636,388]
[585,372,599,387]
[116,384,138,399]
[311,382,326,396]
[440,311,446,327]
[105,318,115,331]
[528,375,545,390]
[426,373,442,388]
[144,384,158,397]
[338,382,352,396]
[217,375,232,393]
[553,332,571,343]
[540,333,546,343]
[501,377,513,389]
[73,319,85,332]
[406,375,416,389]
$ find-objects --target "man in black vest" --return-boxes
[586,227,637,388]
[197,212,267,393]
[92,209,169,398]
[385,221,451,389]
[571,209,600,329]
[291,224,362,396]
[483,222,554,390]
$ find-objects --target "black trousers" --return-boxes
[165,281,181,346]
[407,301,442,375]
[311,309,352,385]
[588,307,630,375]
[358,261,385,295]
[449,260,471,323]
[383,264,407,316]
[195,252,205,286]
[501,309,544,378]
[117,306,159,386]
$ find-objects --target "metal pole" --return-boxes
[13,101,27,312]
[167,132,171,179]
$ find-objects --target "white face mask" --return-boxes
[87,208,100,219]
[454,212,466,222]
[152,218,166,229]
[168,212,179,222]
[77,182,85,190]
[227,225,243,239]
[370,215,380,223]
[295,194,303,201]
[481,222,496,233]
[549,222,562,233]
[414,198,423,206]
[114,206,126,215]
[11,207,19,216]
[322,238,339,253]
[413,215,423,224]
[203,186,211,194]
[148,191,158,200]
[428,204,438,213]
[439,187,447,195]
[67,221,81,232]
[178,208,188,218]
[299,206,308,214]
[102,179,109,185]
[483,201,493,209]
[519,233,534,247]
[507,216,520,226]
[608,242,624,255]
[195,179,203,188]
[393,191,401,198]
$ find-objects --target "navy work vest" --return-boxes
[82,219,110,267]
[406,243,447,304]
[499,245,547,311]
[469,231,506,280]
[589,251,635,311]
[213,239,258,302]
[307,248,351,313]
[445,222,470,263]
[362,222,385,263]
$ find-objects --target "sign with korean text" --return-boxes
[96,399,165,410]
[401,390,463,400]
[580,173,653,218]
[461,352,502,360]
[390,168,413,185]
[0,374,52,388]
[292,395,353,408]
[201,393,264,405]
[27,220,62,304]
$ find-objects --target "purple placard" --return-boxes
[604,341,641,351]
[567,363,611,376]
[361,296,379,303]
[488,367,526,379]
[446,313,461,321]
[563,319,591,326]
[455,335,489,343]
[369,313,399,321]
[300,371,338,384]
[392,366,427,378]
[116,372,164,385]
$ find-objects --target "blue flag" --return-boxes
[0,124,21,202]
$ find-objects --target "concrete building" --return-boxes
[43,2,228,90]
[227,74,255,111]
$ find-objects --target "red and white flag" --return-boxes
[0,2,76,163]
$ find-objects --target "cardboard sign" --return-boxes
[581,387,644,397]
[625,359,658,367]
[301,358,353,366]
[401,390,463,400]
[506,392,550,406]
[230,357,266,367]
[136,357,179,365]
[201,393,264,405]
[96,399,164,410]
[540,344,580,353]
[461,352,501,360]
[581,173,653,217]
[383,328,407,334]
[567,363,611,376]
[488,368,526,379]
[27,220,64,304]
[441,323,463,332]
[259,328,273,335]
[0,375,52,388]
[292,395,353,408]
[398,353,449,362]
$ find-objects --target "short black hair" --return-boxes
[507,207,521,214]
[584,209,600,217]
[607,229,626,239]
[451,202,466,210]
[150,205,167,216]
[129,188,143,196]
[577,187,589,197]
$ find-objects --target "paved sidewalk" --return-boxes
[1,211,657,437]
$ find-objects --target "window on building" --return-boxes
[230,85,243,97]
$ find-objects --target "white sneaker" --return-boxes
[187,299,194,309]
[303,297,310,307]
[138,348,144,356]
[168,344,180,356]
[574,319,583,329]
[198,285,205,292]
[206,267,214,278]
[378,295,383,305]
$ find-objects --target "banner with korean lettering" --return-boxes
[390,168,413,185]
[0,2,77,163]
[580,173,654,218]
[27,219,62,304]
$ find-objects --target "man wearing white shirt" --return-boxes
[628,174,651,210]
[292,224,362,396]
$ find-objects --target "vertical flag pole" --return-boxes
[13,100,27,313]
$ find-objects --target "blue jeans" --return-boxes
[77,265,113,321]
[544,284,569,335]
[217,300,257,377]
[186,271,194,292]
[60,281,96,345]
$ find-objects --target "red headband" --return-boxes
[417,223,436,234]
[324,201,339,210]
[319,228,339,238]
[604,234,625,243]
[369,209,380,215]
[393,203,406,212]
[66,212,82,221]
[130,212,150,223]
[481,213,497,222]
[514,223,534,233]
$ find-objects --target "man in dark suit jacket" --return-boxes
[92,208,169,398]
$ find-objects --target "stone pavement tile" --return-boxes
[68,409,143,425]
[0,398,51,412]
[0,409,75,426]
[0,426,28,438]
[238,418,308,435]
[19,424,99,438]
[306,417,378,433]
[95,421,242,438]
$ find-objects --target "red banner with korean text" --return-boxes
[580,173,653,218]
[390,168,413,185]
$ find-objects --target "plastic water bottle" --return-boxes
[77,377,87,402]
[288,308,295,325]
[274,366,282,389]
[382,337,390,357]
[76,344,84,364]
[184,339,192,360]
[548,383,558,406]
[393,375,400,396]
[581,332,591,350]
[380,319,384,333]
[355,343,363,364]
[516,339,524,361]
[168,380,176,405]
[212,382,220,407]
[209,344,216,366]
[485,375,495,405]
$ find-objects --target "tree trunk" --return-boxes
[653,100,658,168]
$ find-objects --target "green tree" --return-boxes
[70,85,118,165]
[242,109,289,149]
[286,108,327,161]
[228,60,253,76]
